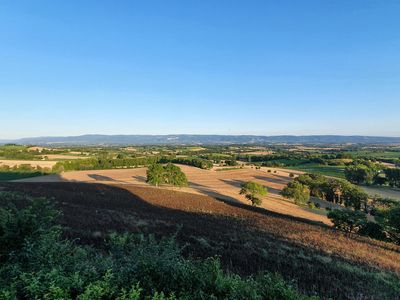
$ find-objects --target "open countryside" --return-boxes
[2,1,400,299]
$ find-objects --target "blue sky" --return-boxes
[0,0,399,138]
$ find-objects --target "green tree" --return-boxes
[281,181,310,205]
[239,181,267,206]
[163,163,188,187]
[384,168,400,188]
[146,164,165,187]
[327,209,367,233]
[147,164,188,187]
[342,185,368,211]
[382,204,400,244]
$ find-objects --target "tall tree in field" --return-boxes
[146,164,165,187]
[239,181,267,206]
[163,163,188,187]
[146,163,188,187]
[281,181,310,205]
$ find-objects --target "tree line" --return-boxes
[52,156,214,172]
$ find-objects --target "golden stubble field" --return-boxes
[16,165,329,224]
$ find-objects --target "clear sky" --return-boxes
[1,0,399,139]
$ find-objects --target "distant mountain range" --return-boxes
[1,134,400,146]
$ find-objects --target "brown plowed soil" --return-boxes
[1,182,399,299]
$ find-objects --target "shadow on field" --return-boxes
[1,182,400,300]
[188,181,242,204]
[254,175,290,185]
[132,175,147,182]
[88,174,117,182]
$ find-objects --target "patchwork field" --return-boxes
[16,165,330,224]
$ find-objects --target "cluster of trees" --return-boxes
[344,160,400,188]
[281,171,400,244]
[282,173,369,211]
[160,157,213,170]
[0,146,36,160]
[53,156,161,172]
[327,203,400,244]
[239,181,268,206]
[238,152,351,168]
[52,156,214,172]
[385,168,400,188]
[146,163,188,187]
[0,192,315,299]
[344,160,382,185]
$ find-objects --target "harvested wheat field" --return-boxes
[1,182,399,300]
[16,165,329,224]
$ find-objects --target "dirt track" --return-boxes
[16,165,329,224]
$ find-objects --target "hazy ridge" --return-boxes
[1,134,400,145]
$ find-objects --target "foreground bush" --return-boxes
[0,192,316,300]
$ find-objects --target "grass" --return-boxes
[283,163,346,178]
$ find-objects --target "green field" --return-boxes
[349,150,400,160]
[284,163,346,178]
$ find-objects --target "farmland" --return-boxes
[1,182,399,299]
[2,143,400,298]
[16,165,329,224]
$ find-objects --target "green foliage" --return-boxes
[281,181,310,205]
[344,161,382,185]
[384,168,400,188]
[53,156,162,172]
[239,181,267,206]
[295,173,369,211]
[327,209,367,233]
[146,163,165,186]
[382,204,400,244]
[147,163,188,187]
[0,192,315,300]
[163,157,213,170]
